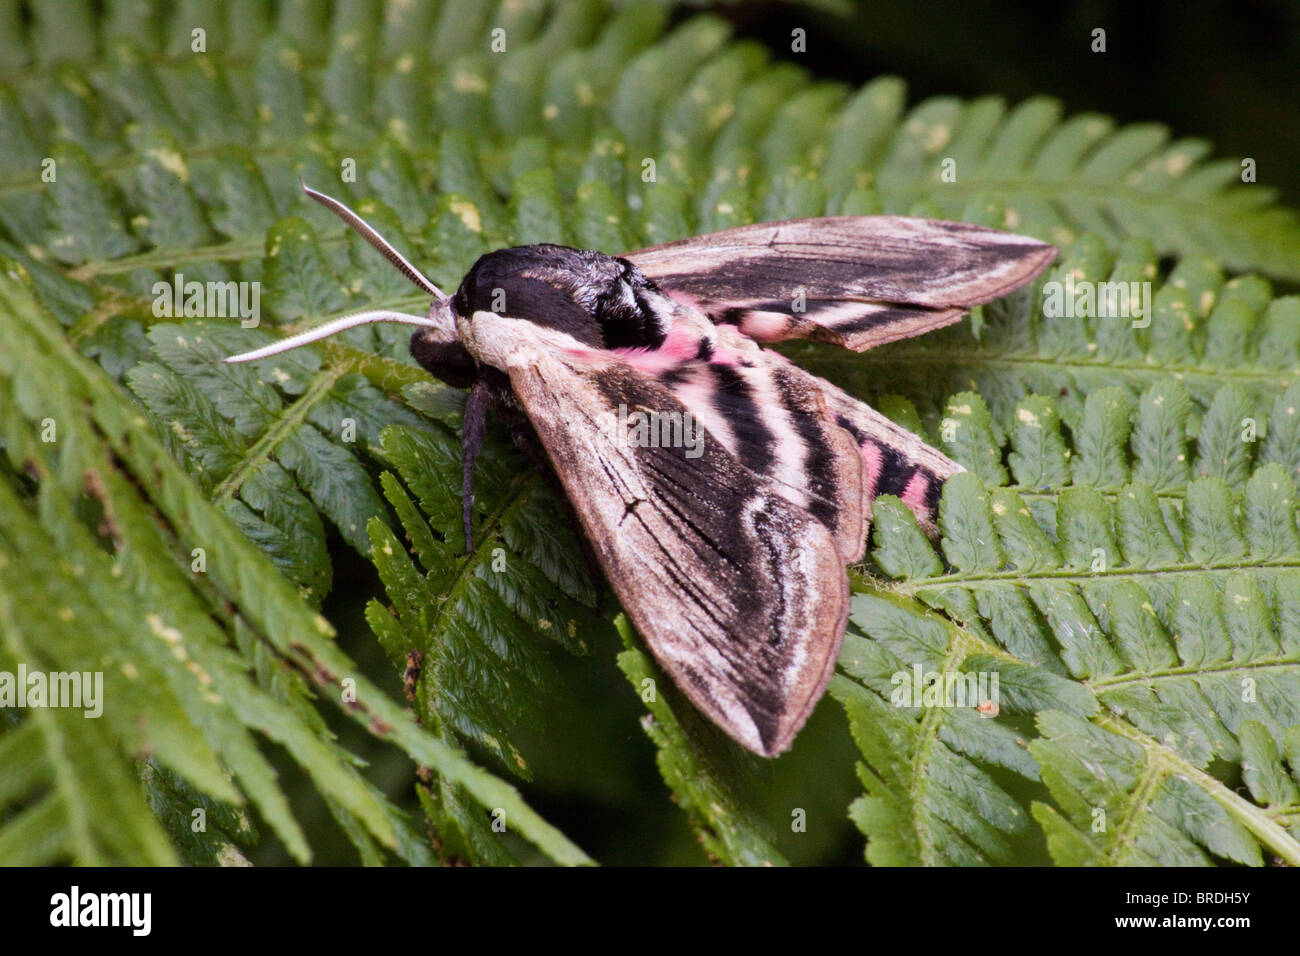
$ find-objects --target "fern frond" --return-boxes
[614,617,788,867]
[0,263,588,866]
[850,358,1300,864]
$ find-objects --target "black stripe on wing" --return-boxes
[707,363,777,477]
[629,341,867,561]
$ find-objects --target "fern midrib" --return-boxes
[425,468,539,636]
[1096,712,1300,865]
[211,366,346,502]
[1015,488,1187,505]
[808,350,1299,389]
[896,174,1280,226]
[1089,655,1299,690]
[2,44,332,88]
[0,132,441,205]
[906,625,989,865]
[895,558,1300,595]
[1107,751,1170,866]
[66,224,443,280]
[66,285,148,342]
[415,467,542,768]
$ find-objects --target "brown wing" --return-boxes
[464,311,851,756]
[625,216,1056,351]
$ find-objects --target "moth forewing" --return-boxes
[626,216,1056,352]
[467,309,850,756]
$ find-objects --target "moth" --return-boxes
[227,184,1055,757]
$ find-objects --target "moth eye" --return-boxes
[409,333,476,388]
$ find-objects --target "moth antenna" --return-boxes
[300,181,447,301]
[223,310,442,363]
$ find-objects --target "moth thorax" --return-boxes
[453,245,671,351]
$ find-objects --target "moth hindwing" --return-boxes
[225,186,1057,756]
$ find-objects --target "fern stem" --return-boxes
[1097,713,1300,866]
[810,350,1298,391]
[898,560,1300,594]
[211,367,346,503]
[1088,656,1298,690]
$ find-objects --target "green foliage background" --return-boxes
[2,0,1299,865]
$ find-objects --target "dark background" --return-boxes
[726,0,1300,208]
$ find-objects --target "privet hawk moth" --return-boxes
[227,184,1055,757]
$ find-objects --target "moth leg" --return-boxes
[461,376,492,552]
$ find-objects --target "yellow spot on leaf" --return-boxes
[451,200,482,233]
[924,124,951,152]
[148,147,189,182]
[453,70,488,94]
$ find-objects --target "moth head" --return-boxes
[451,245,673,351]
[222,183,470,383]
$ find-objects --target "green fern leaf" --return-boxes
[857,359,1300,866]
[615,617,787,867]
